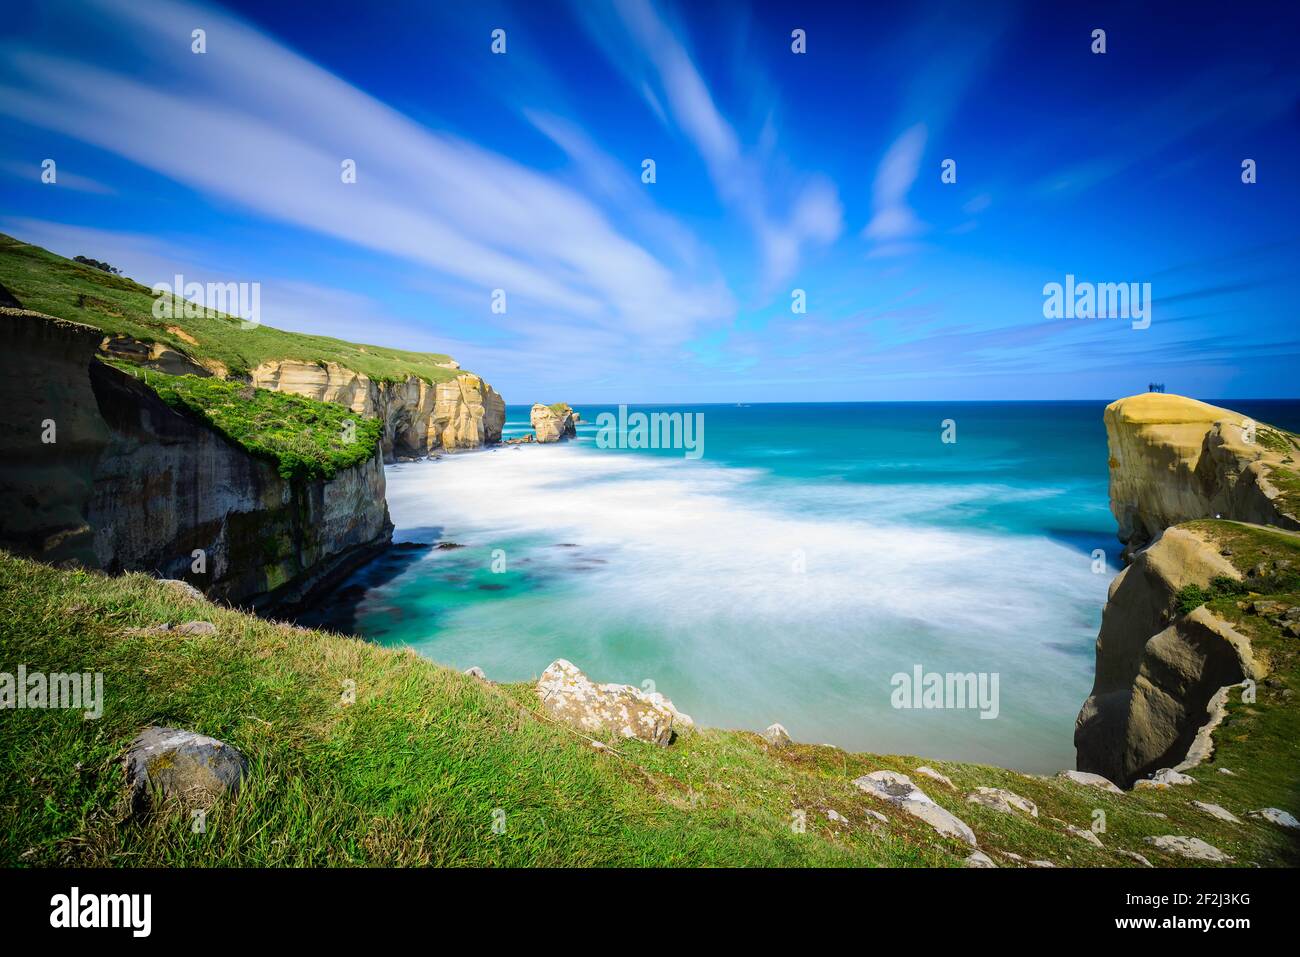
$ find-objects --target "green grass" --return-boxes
[546,403,572,415]
[0,233,464,384]
[2,534,1297,867]
[116,365,383,481]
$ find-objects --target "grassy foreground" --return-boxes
[0,233,463,384]
[1,529,1297,867]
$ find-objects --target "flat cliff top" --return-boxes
[3,538,1296,868]
[1106,392,1240,426]
[0,233,465,384]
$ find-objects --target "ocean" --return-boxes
[300,399,1300,773]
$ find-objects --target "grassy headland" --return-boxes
[0,233,463,384]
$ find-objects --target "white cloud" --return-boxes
[862,124,928,245]
[0,0,732,351]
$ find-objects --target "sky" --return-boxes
[1,0,1298,403]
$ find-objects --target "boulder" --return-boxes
[853,771,977,846]
[1057,769,1123,794]
[1066,824,1104,848]
[966,787,1038,818]
[464,666,488,681]
[963,850,997,868]
[1250,807,1299,829]
[124,726,248,810]
[1144,835,1232,862]
[1133,768,1195,790]
[158,579,207,603]
[760,723,792,747]
[535,659,692,746]
[530,403,577,443]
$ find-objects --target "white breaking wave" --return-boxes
[380,444,1108,771]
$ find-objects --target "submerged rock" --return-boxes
[535,659,692,746]
[124,726,248,811]
[852,770,977,846]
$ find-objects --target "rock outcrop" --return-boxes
[1105,392,1299,561]
[535,659,693,746]
[1075,394,1296,788]
[250,360,504,459]
[0,310,392,612]
[124,726,248,811]
[530,403,577,443]
[1075,526,1263,786]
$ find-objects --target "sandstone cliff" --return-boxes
[249,360,504,459]
[0,310,392,612]
[1105,393,1299,561]
[1078,392,1300,786]
[1074,525,1264,785]
[530,403,577,443]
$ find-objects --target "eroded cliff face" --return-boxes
[249,360,504,459]
[0,310,392,612]
[1106,393,1299,560]
[530,403,577,443]
[1074,527,1262,786]
[1077,393,1298,786]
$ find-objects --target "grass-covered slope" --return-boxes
[0,233,463,384]
[112,365,383,481]
[2,532,1297,868]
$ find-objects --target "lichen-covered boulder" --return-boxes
[124,726,248,810]
[1144,835,1231,862]
[536,659,692,746]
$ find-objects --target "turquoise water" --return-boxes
[302,400,1300,772]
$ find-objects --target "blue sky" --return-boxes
[1,0,1298,402]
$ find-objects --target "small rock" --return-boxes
[464,666,488,680]
[124,726,248,811]
[1133,768,1195,789]
[1144,835,1232,862]
[1251,600,1286,616]
[915,766,954,788]
[825,808,848,824]
[1218,767,1235,776]
[1249,807,1299,829]
[1057,769,1123,794]
[1192,801,1242,824]
[760,723,792,748]
[853,771,977,845]
[174,620,216,636]
[1116,849,1154,868]
[966,787,1038,818]
[1067,824,1104,847]
[963,850,997,868]
[158,579,206,602]
[865,809,889,824]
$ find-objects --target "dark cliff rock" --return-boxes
[0,309,392,613]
